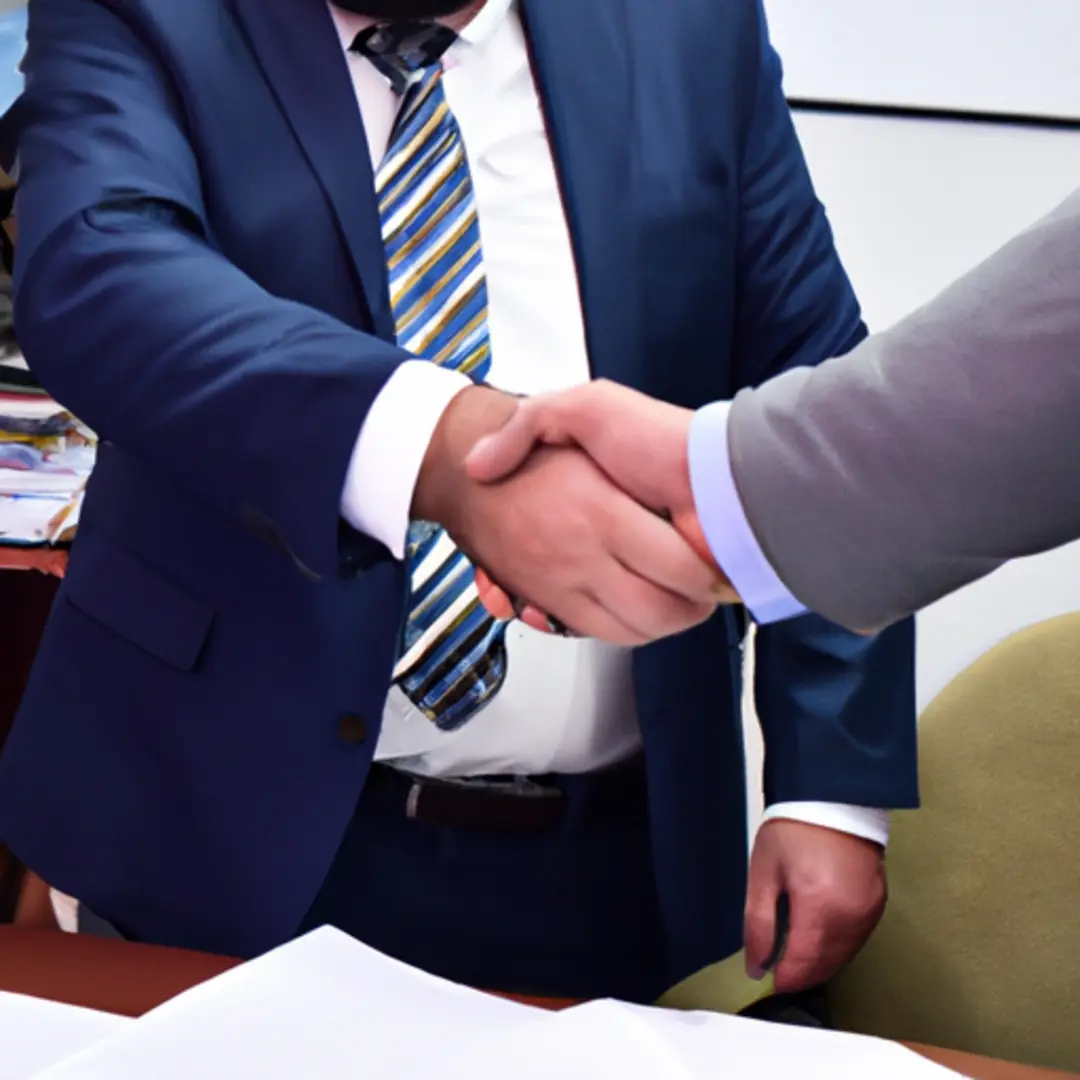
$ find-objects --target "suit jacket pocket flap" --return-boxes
[65,535,214,672]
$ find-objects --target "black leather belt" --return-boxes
[367,764,565,832]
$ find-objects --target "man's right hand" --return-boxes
[412,385,725,645]
[458,380,741,636]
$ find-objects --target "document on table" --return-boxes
[0,992,129,1080]
[0,494,70,545]
[25,927,550,1080]
[549,1001,968,1080]
[25,927,965,1080]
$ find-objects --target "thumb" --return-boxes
[744,861,781,981]
[465,401,542,482]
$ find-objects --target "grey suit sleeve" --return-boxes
[727,186,1080,632]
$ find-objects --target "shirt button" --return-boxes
[337,713,368,745]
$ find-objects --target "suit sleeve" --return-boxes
[13,0,408,580]
[728,184,1080,633]
[732,1,917,811]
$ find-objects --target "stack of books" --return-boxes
[0,352,94,548]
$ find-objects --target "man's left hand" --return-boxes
[744,819,886,994]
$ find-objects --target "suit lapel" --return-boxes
[522,0,643,389]
[231,0,394,338]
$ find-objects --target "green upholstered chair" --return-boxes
[828,612,1080,1072]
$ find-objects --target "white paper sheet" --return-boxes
[25,927,965,1080]
[552,1001,967,1080]
[26,927,551,1080]
[456,999,968,1080]
[0,992,129,1080]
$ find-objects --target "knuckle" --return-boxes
[744,907,772,940]
[806,888,878,935]
[787,865,828,898]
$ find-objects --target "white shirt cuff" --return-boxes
[762,802,890,848]
[340,360,474,559]
[688,401,807,623]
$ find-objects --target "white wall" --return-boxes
[765,0,1080,120]
[744,112,1080,832]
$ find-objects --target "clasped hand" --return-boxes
[412,381,737,646]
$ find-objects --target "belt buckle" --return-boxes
[405,774,558,815]
[452,775,555,795]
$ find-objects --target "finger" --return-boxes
[774,889,883,993]
[466,385,616,483]
[474,567,518,620]
[479,561,645,644]
[466,400,562,483]
[518,609,561,630]
[670,511,741,605]
[771,894,834,994]
[744,864,781,981]
[609,498,727,608]
[589,561,716,643]
[475,569,575,635]
[671,507,719,570]
[549,587,651,647]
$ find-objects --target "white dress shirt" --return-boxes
[328,1,888,845]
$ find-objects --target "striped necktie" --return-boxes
[353,23,510,732]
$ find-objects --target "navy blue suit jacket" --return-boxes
[0,0,916,983]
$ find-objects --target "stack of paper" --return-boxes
[8,927,964,1080]
[0,993,129,1080]
[0,4,65,549]
[0,377,94,547]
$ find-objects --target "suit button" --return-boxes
[337,713,367,745]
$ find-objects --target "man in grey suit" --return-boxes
[466,187,1080,636]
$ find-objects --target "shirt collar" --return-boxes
[455,0,514,48]
[329,0,514,54]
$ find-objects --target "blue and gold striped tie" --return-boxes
[354,23,509,731]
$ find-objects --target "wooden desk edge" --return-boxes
[0,929,1072,1079]
[0,547,67,576]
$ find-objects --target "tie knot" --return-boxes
[351,21,458,95]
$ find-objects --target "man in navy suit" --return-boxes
[0,0,916,1004]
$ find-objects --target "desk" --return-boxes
[0,928,1072,1079]
[0,547,67,576]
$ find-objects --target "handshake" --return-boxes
[411,379,738,646]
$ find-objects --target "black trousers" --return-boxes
[299,757,670,1004]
